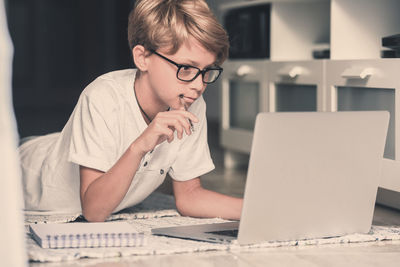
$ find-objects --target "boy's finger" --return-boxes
[163,128,174,143]
[171,110,199,123]
[163,117,191,136]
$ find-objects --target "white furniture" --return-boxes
[219,0,400,208]
[325,59,400,208]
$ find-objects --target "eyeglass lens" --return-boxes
[177,67,220,83]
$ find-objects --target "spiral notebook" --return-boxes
[29,222,145,249]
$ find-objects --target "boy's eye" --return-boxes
[180,66,196,76]
[178,66,197,80]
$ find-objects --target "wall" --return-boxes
[7,0,134,137]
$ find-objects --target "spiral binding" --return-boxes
[44,232,145,249]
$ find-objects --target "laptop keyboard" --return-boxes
[206,229,238,237]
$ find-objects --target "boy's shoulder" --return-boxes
[81,69,137,105]
[97,69,137,82]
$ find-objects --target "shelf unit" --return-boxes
[221,60,269,154]
[219,0,400,209]
[331,0,400,60]
[271,0,330,61]
[325,59,400,195]
[268,60,326,112]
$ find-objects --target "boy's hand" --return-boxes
[132,110,199,154]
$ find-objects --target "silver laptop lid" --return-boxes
[238,111,389,244]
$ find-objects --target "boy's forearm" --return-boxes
[175,185,243,220]
[81,141,146,222]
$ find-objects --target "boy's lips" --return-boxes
[181,96,196,104]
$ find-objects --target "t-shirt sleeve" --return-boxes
[168,97,215,181]
[67,81,118,172]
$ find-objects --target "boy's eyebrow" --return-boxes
[177,57,218,68]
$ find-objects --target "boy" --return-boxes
[19,0,243,222]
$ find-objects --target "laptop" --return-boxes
[152,111,390,245]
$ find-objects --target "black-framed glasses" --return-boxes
[150,50,223,84]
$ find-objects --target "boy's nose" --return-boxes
[190,73,205,92]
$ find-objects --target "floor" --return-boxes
[31,122,400,267]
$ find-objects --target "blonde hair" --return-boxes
[128,0,229,65]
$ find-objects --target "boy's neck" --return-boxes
[134,74,168,123]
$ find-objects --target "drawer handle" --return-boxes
[341,67,374,79]
[235,65,254,77]
[278,66,306,78]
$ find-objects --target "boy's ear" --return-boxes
[132,45,149,71]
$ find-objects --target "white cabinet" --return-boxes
[221,60,269,155]
[268,60,326,112]
[331,0,400,60]
[326,59,400,194]
[219,0,400,208]
[270,0,330,61]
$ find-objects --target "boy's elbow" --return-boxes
[175,203,188,216]
[173,178,203,217]
[82,207,108,222]
[83,214,106,222]
[175,197,192,217]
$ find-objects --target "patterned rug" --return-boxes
[26,193,400,263]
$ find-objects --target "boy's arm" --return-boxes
[80,109,198,222]
[79,141,145,222]
[172,178,243,220]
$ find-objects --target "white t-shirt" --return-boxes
[19,69,215,213]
